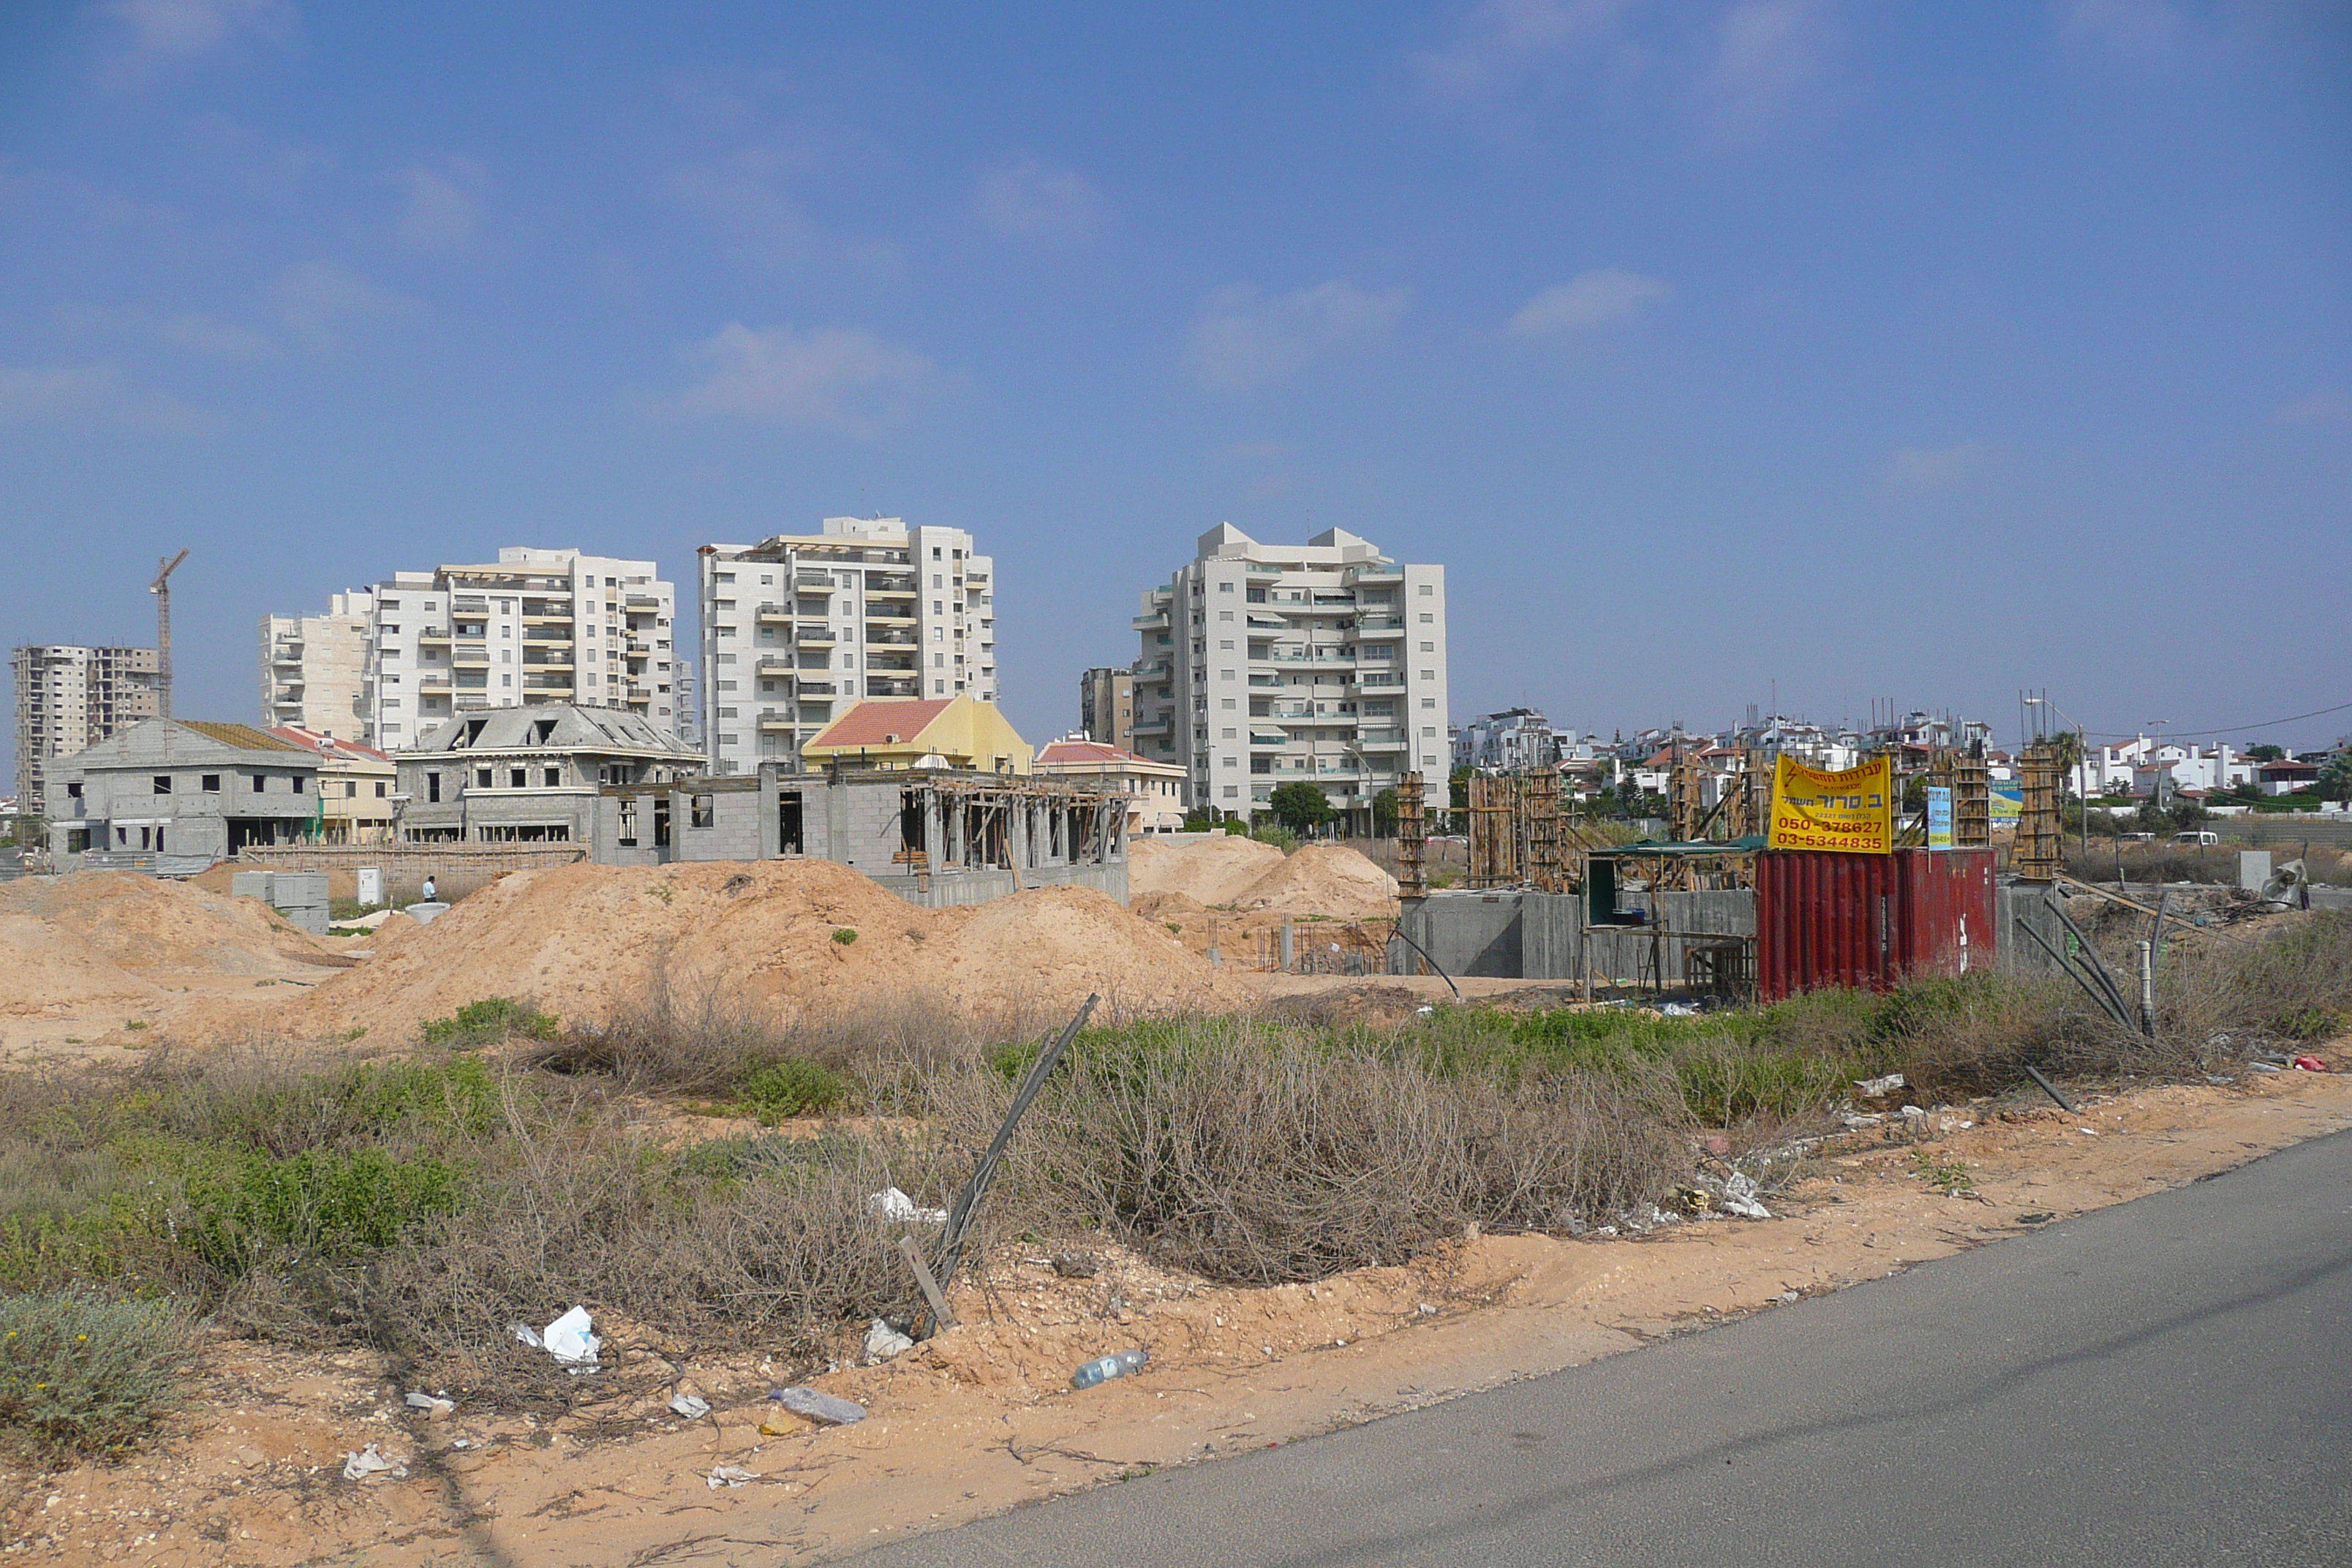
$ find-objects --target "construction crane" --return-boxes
[150,549,189,720]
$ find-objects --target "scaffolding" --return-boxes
[1396,770,1428,898]
[1526,767,1562,893]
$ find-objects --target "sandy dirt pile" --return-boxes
[1229,843,1400,919]
[290,859,1251,1040]
[11,1043,2346,1567]
[0,872,336,1019]
[1129,834,1286,905]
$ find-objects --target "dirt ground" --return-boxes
[7,1040,2345,1567]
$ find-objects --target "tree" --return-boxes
[1267,780,1335,836]
[2319,751,2352,804]
[1447,766,1473,834]
[2247,743,2286,764]
[1371,787,1399,837]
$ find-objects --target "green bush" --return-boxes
[0,1288,192,1462]
[420,998,559,1049]
[733,1059,851,1124]
[176,1145,463,1277]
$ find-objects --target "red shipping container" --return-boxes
[1754,848,1997,1001]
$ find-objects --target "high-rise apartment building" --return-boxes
[1077,666,1135,753]
[10,644,160,815]
[365,549,679,747]
[698,517,998,774]
[1131,524,1446,825]
[258,590,376,741]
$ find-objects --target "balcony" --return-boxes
[755,655,798,676]
[1132,659,1172,679]
[452,644,490,668]
[416,627,452,644]
[797,681,837,697]
[521,675,574,694]
[1131,611,1169,631]
[1245,562,1284,576]
[795,628,836,649]
[1360,729,1409,748]
[794,573,839,593]
[755,603,794,625]
[1249,731,1290,747]
[453,595,491,613]
[271,644,303,666]
[1357,614,1403,630]
[1349,565,1404,584]
[1354,672,1406,689]
[1266,649,1354,665]
[1131,715,1173,735]
[758,714,797,732]
[866,629,917,647]
[867,677,921,697]
[625,593,660,609]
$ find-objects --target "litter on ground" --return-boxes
[770,1387,867,1426]
[511,1305,602,1372]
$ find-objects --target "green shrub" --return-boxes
[733,1060,851,1124]
[420,998,559,1049]
[176,1145,463,1277]
[0,1288,192,1462]
[832,928,859,946]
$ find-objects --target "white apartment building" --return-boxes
[364,549,679,749]
[698,517,998,774]
[1131,524,1446,825]
[1452,707,1564,774]
[258,589,375,742]
[10,644,159,815]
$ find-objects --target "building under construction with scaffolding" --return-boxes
[589,761,1130,907]
[1391,740,2070,996]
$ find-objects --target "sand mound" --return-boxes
[0,912,164,1017]
[1,872,334,973]
[1229,844,1399,920]
[293,859,1251,1041]
[1129,836,1286,905]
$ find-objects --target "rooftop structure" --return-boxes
[393,702,704,845]
[799,693,1032,774]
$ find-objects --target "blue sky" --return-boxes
[3,0,2347,780]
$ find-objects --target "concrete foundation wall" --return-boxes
[870,860,1128,909]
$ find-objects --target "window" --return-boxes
[617,799,638,846]
[1422,726,1438,737]
[931,546,942,559]
[510,768,527,789]
[1418,584,1433,595]
[293,775,306,793]
[1420,642,1435,652]
[1419,613,1433,623]
[1422,698,1436,709]
[374,781,387,797]
[1218,610,1234,622]
[543,766,561,788]
[152,774,171,795]
[1221,785,1239,799]
[1220,698,1236,710]
[1217,581,1233,593]
[1420,670,1435,679]
[476,768,492,788]
[66,782,82,799]
[1222,728,1237,739]
[344,780,358,798]
[1218,640,1234,650]
[202,774,219,793]
[250,774,265,792]
[690,794,715,829]
[502,674,513,687]
[427,772,442,803]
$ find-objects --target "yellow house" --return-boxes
[268,724,397,843]
[799,695,1033,774]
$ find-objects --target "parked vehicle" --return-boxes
[2173,829,2220,845]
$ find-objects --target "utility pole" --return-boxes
[150,549,189,720]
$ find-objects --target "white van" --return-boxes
[2173,829,2220,846]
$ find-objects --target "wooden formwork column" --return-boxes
[1526,769,1561,893]
[1397,770,1427,898]
[1953,754,1991,849]
[2016,744,2062,881]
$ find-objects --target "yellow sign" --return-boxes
[1768,753,1894,855]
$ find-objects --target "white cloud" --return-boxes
[2273,390,2352,428]
[1413,0,1635,103]
[1692,0,1839,147]
[1184,279,1409,389]
[1888,440,1994,489]
[667,149,899,273]
[1509,268,1671,338]
[0,361,208,431]
[272,261,415,350]
[157,312,272,357]
[2059,0,2187,58]
[666,323,938,435]
[975,158,1105,243]
[393,159,489,253]
[102,0,297,83]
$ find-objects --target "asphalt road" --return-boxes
[857,1126,2352,1567]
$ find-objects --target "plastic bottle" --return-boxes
[1070,1349,1149,1390]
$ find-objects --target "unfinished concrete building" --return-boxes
[590,764,1128,907]
[394,704,704,845]
[45,720,322,873]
